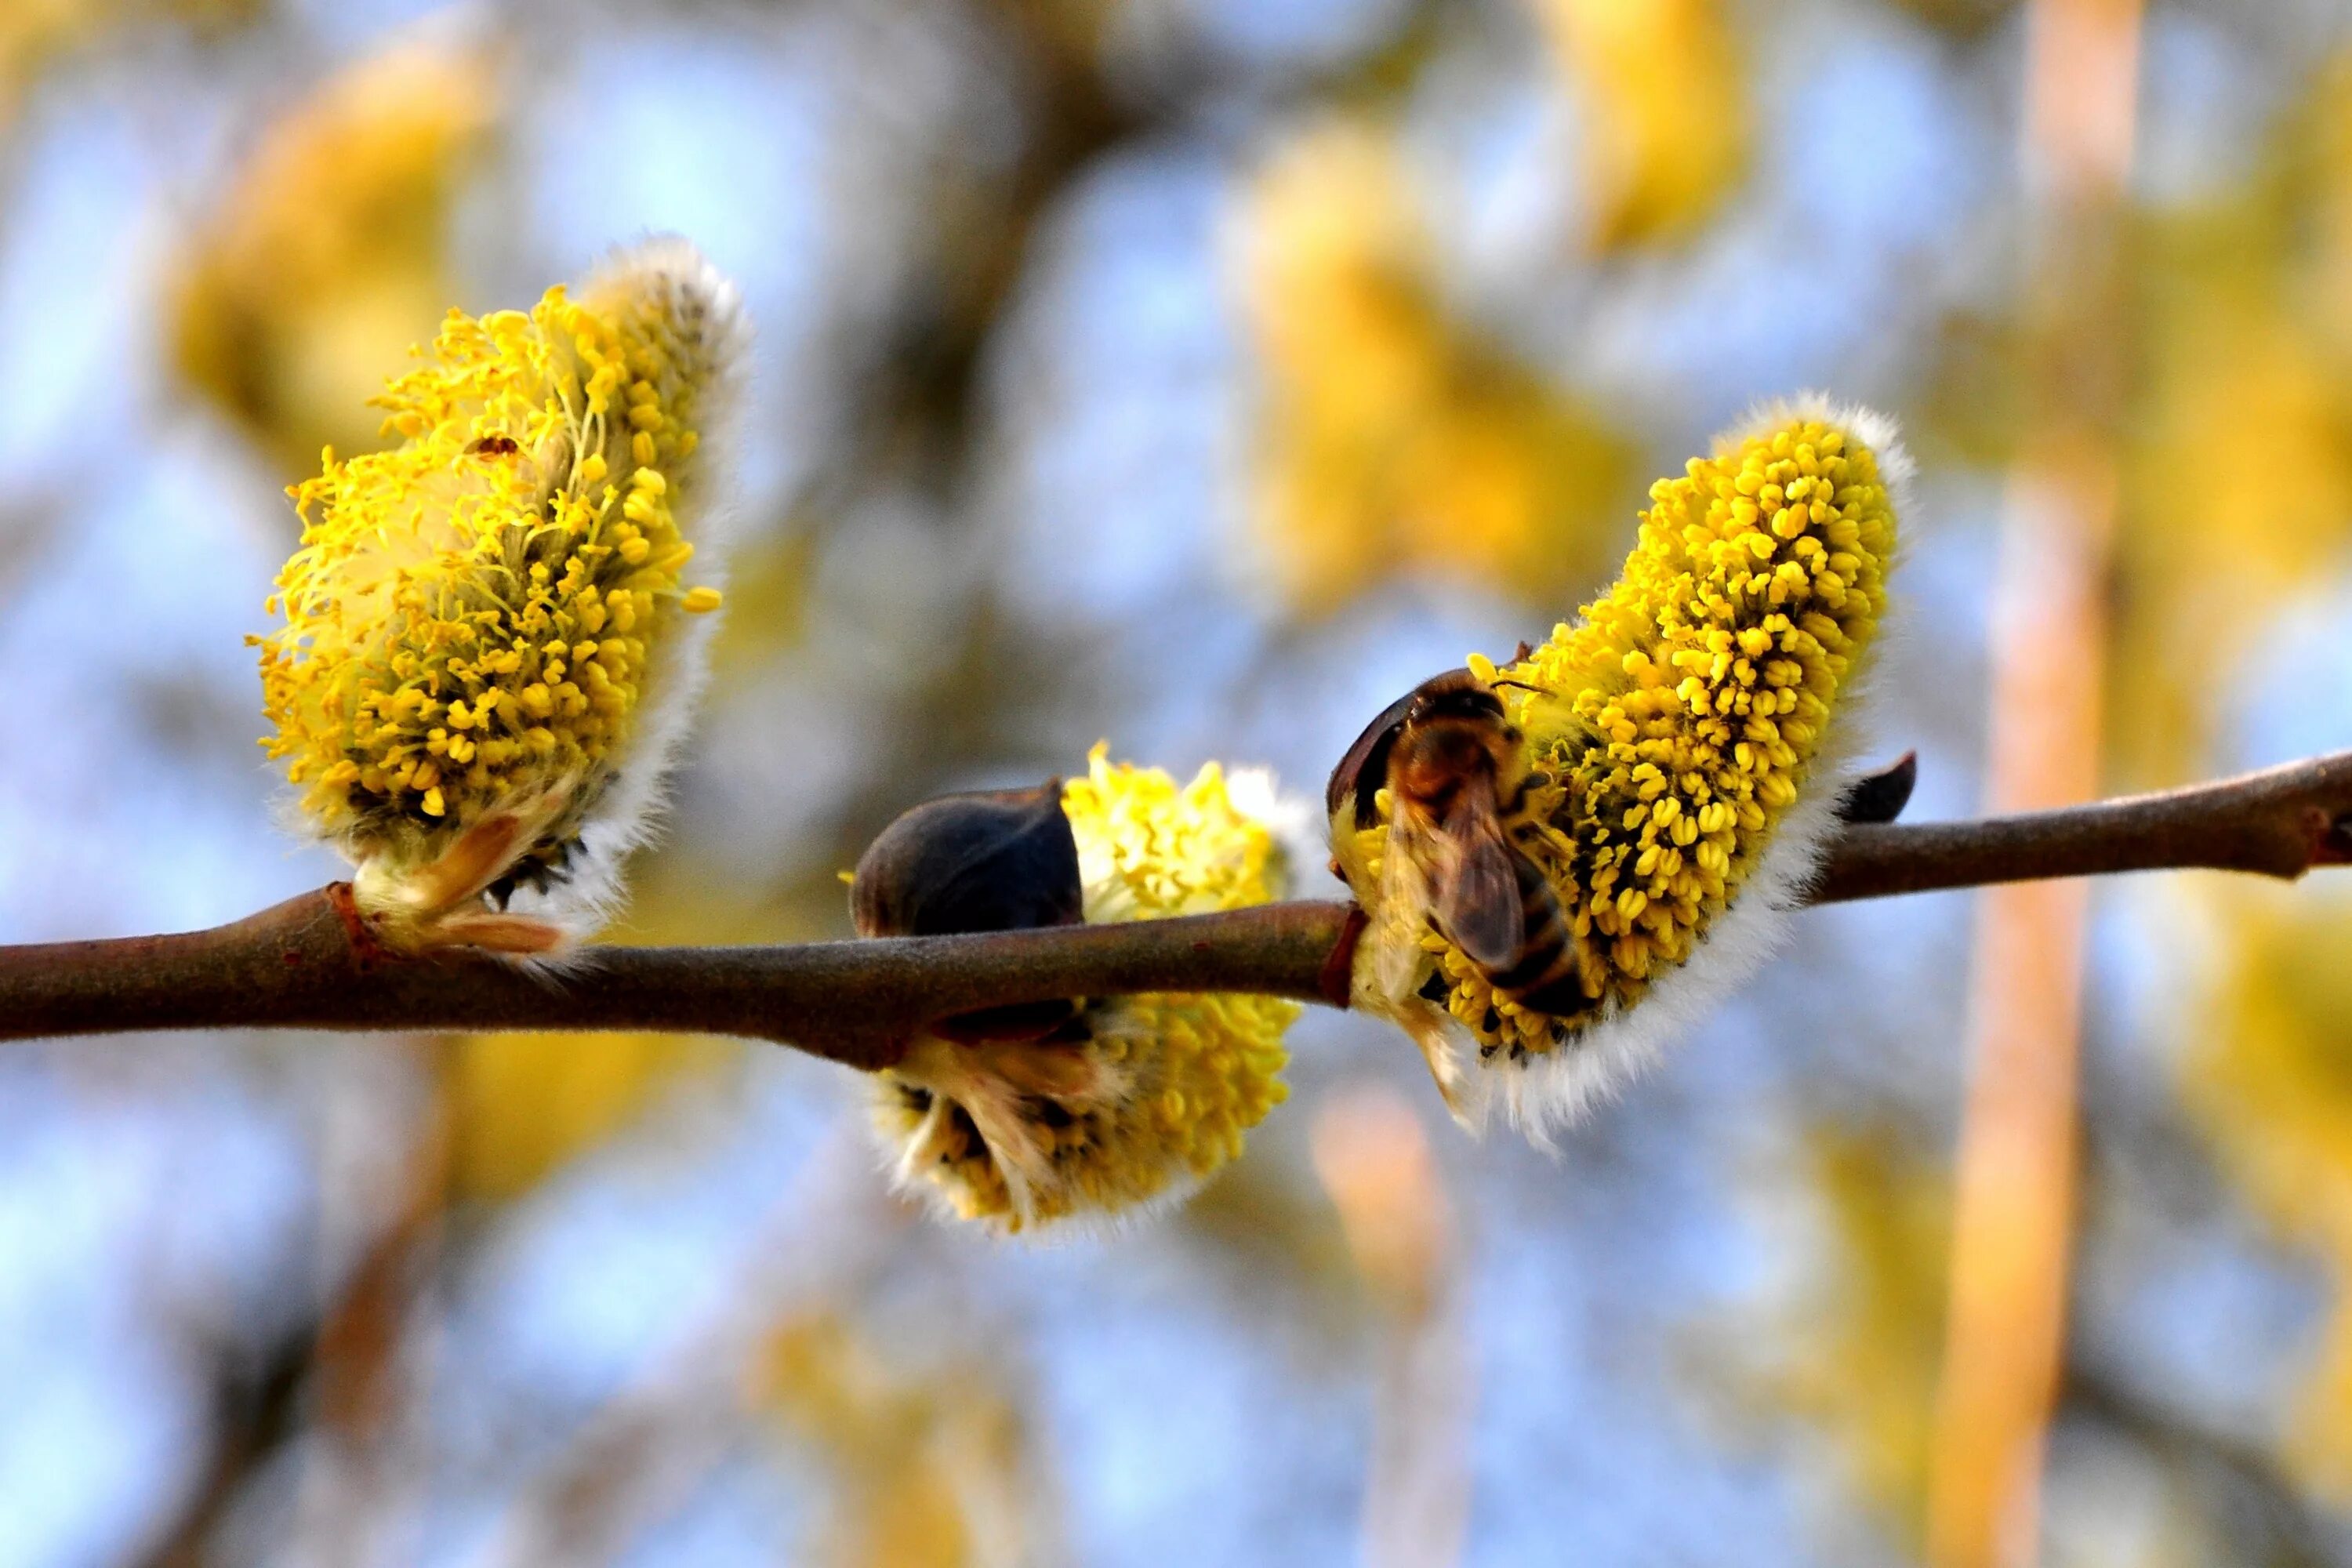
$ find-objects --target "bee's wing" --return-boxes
[1429,773,1524,974]
[1372,812,1443,1003]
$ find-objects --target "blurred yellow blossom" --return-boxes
[2116,299,2352,779]
[759,1313,1052,1568]
[169,34,499,472]
[2112,85,2352,784]
[446,1030,731,1201]
[2302,52,2352,367]
[1,0,257,135]
[1336,402,1903,1135]
[2181,890,2352,1496]
[1722,1126,1949,1548]
[1239,119,1638,618]
[1527,0,1751,249]
[869,747,1298,1233]
[0,0,93,128]
[255,240,745,953]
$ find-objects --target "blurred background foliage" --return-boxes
[3,0,2352,1563]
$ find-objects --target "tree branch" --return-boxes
[5,750,2348,1064]
[1812,748,2352,901]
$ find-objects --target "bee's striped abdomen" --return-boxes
[1483,847,1589,1017]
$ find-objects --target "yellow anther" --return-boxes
[1343,409,1898,1081]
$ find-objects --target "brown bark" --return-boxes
[3,749,2348,1061]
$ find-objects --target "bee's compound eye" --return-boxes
[1330,681,1444,820]
[851,783,1085,938]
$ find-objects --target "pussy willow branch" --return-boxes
[4,750,2348,1068]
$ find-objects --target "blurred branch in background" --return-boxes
[140,1038,458,1568]
[1927,0,2143,1564]
[457,1131,1064,1568]
[278,1046,455,1566]
[5,749,2351,1054]
[2060,1363,2337,1568]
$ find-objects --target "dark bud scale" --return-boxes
[851,782,1087,1044]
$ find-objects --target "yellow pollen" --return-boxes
[872,746,1297,1232]
[1351,408,1897,1060]
[252,242,740,949]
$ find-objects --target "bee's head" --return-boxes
[1406,670,1506,725]
[1327,668,1508,826]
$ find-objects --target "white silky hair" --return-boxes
[870,1009,1219,1246]
[1401,394,1916,1143]
[1221,764,1323,900]
[492,237,753,954]
[289,237,754,956]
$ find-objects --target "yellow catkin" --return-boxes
[870,746,1298,1233]
[1344,399,1904,1131]
[252,238,744,952]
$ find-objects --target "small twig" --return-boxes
[4,750,2348,1063]
[1811,748,2352,902]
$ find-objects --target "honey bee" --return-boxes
[1327,669,1590,1028]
